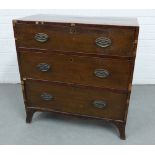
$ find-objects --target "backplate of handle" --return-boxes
[92,100,107,109]
[34,33,48,43]
[37,63,51,72]
[95,37,111,48]
[40,92,54,101]
[94,69,110,78]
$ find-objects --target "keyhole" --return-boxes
[70,28,76,34]
[70,58,74,62]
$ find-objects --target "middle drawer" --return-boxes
[19,51,132,90]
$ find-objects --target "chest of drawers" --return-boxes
[13,14,139,140]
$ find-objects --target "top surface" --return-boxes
[16,14,139,27]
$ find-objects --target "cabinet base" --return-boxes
[25,107,126,140]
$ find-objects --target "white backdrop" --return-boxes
[0,9,155,84]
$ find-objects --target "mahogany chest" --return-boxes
[13,14,139,140]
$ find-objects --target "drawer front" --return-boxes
[14,23,135,57]
[19,51,132,90]
[25,80,127,120]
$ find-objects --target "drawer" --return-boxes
[14,23,136,57]
[25,80,127,120]
[19,51,132,90]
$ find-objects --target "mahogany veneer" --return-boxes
[13,14,139,140]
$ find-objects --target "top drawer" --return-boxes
[14,23,136,57]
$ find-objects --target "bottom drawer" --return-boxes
[24,80,127,120]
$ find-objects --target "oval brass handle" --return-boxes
[34,33,48,43]
[37,63,51,72]
[94,69,110,78]
[95,37,111,48]
[40,93,54,101]
[92,100,107,109]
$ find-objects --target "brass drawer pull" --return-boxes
[34,33,48,42]
[92,100,107,109]
[37,63,51,72]
[95,37,111,48]
[94,69,110,78]
[41,92,54,101]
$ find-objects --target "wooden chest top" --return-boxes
[15,14,138,27]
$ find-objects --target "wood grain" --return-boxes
[25,79,127,120]
[19,51,133,91]
[14,23,136,57]
[13,14,139,139]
